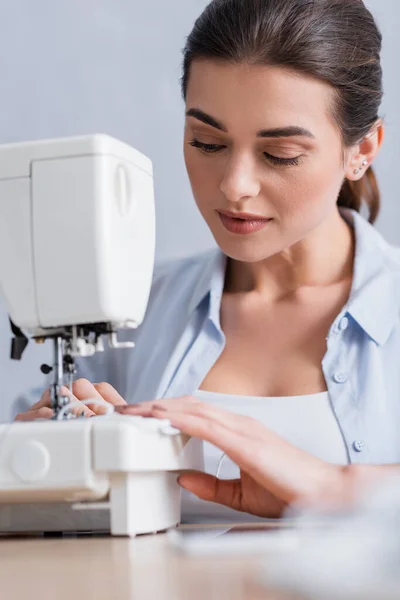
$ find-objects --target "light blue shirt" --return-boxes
[19,208,400,465]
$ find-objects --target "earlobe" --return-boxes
[345,119,383,181]
[353,160,369,177]
[346,155,369,181]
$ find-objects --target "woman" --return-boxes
[17,0,400,521]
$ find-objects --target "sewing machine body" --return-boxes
[0,134,202,536]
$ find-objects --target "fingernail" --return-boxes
[177,476,188,489]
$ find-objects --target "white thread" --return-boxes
[159,424,181,436]
[56,398,115,420]
[216,452,227,478]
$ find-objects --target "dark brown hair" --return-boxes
[180,0,383,223]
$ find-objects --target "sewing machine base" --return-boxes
[0,414,203,537]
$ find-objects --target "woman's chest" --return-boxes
[199,289,348,397]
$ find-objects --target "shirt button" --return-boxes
[333,315,349,335]
[353,440,365,453]
[333,372,348,384]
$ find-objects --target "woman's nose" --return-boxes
[219,156,261,203]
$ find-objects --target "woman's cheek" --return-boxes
[185,158,217,205]
[264,170,340,240]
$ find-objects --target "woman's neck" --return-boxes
[224,209,355,301]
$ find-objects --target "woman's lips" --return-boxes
[217,211,272,235]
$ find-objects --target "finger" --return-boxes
[117,396,256,436]
[124,401,289,479]
[178,472,243,512]
[116,403,259,474]
[55,387,96,417]
[115,396,199,416]
[150,407,257,469]
[93,383,127,406]
[31,388,51,410]
[15,407,54,421]
[150,406,332,505]
[71,379,113,414]
[115,401,168,418]
[175,399,266,437]
[30,385,95,417]
[118,403,254,467]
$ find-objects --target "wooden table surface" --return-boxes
[0,524,299,600]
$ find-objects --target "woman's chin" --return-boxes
[208,218,283,262]
[215,238,281,263]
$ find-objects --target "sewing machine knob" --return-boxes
[10,440,51,483]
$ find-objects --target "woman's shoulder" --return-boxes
[350,209,400,278]
[384,242,400,267]
[150,248,221,299]
[376,238,400,283]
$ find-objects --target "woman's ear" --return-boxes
[345,118,384,181]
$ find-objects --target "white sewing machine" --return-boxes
[0,134,202,537]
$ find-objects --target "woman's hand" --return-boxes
[116,396,359,518]
[14,379,127,421]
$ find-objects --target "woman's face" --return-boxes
[183,61,356,262]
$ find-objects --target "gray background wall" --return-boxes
[0,0,398,421]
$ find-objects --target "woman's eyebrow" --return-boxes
[186,108,315,139]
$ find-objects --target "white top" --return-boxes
[180,389,349,524]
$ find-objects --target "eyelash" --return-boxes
[188,139,302,167]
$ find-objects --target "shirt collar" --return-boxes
[187,248,226,329]
[187,209,400,346]
[342,208,400,346]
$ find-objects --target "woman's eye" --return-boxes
[188,139,224,153]
[263,152,302,167]
[188,139,302,166]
